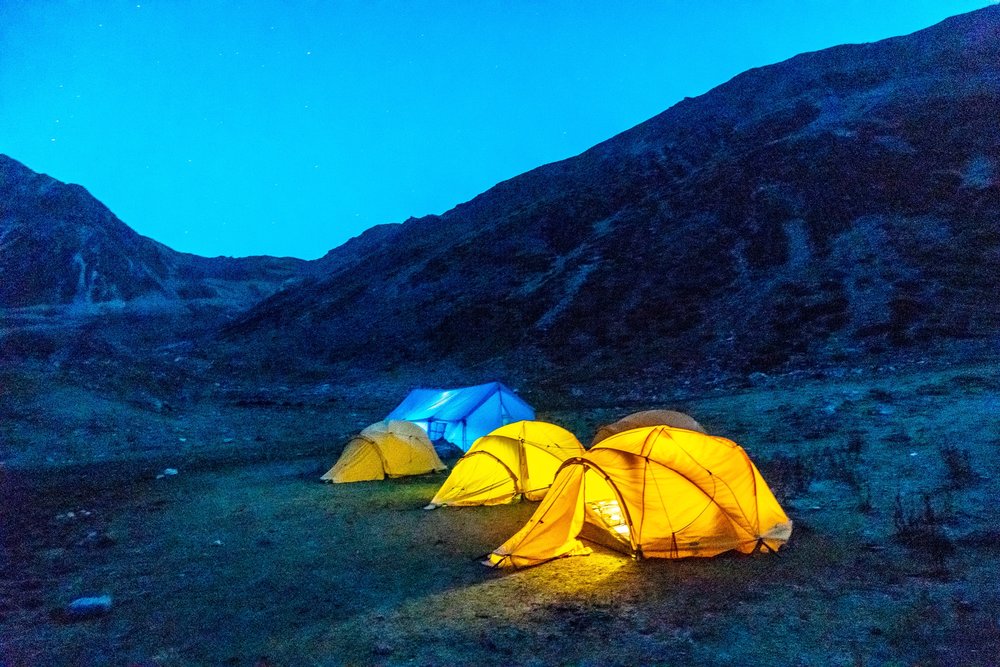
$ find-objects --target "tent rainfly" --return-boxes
[425,421,585,509]
[321,420,446,483]
[487,425,792,569]
[385,382,534,451]
[590,409,706,446]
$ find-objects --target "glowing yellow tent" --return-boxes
[425,421,584,508]
[488,425,791,568]
[321,420,446,484]
[591,409,705,446]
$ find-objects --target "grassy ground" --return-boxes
[2,359,1000,665]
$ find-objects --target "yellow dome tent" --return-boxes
[488,425,791,568]
[425,420,584,508]
[321,420,447,484]
[591,409,705,446]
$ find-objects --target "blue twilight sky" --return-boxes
[0,1,994,259]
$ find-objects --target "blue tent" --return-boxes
[385,382,535,451]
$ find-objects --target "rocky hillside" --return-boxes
[227,7,1000,382]
[0,155,309,309]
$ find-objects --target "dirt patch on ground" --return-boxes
[2,361,1000,664]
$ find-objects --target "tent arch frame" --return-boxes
[427,421,584,508]
[553,456,642,558]
[553,438,769,559]
[457,449,522,498]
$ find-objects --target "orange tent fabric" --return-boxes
[426,421,584,508]
[488,425,791,568]
[591,409,705,446]
[321,420,446,483]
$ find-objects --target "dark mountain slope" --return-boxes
[227,7,999,380]
[0,155,309,308]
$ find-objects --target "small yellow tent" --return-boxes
[591,409,705,446]
[425,420,584,508]
[488,425,791,568]
[321,420,446,484]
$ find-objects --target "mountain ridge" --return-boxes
[226,5,1000,382]
[0,154,311,309]
[4,7,999,387]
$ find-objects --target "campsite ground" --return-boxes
[2,354,1000,665]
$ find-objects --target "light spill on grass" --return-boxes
[5,361,1000,664]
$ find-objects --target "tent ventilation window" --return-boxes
[589,500,631,540]
[427,421,447,441]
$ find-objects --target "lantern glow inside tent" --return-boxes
[488,425,792,568]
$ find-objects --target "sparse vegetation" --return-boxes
[817,444,863,489]
[892,492,954,578]
[2,351,1000,663]
[915,380,950,396]
[881,429,913,447]
[846,429,865,456]
[759,452,815,497]
[939,443,979,489]
[867,387,894,402]
[950,373,997,392]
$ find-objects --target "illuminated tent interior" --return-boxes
[321,420,447,483]
[425,420,585,508]
[385,382,534,451]
[488,425,792,568]
[590,409,706,446]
